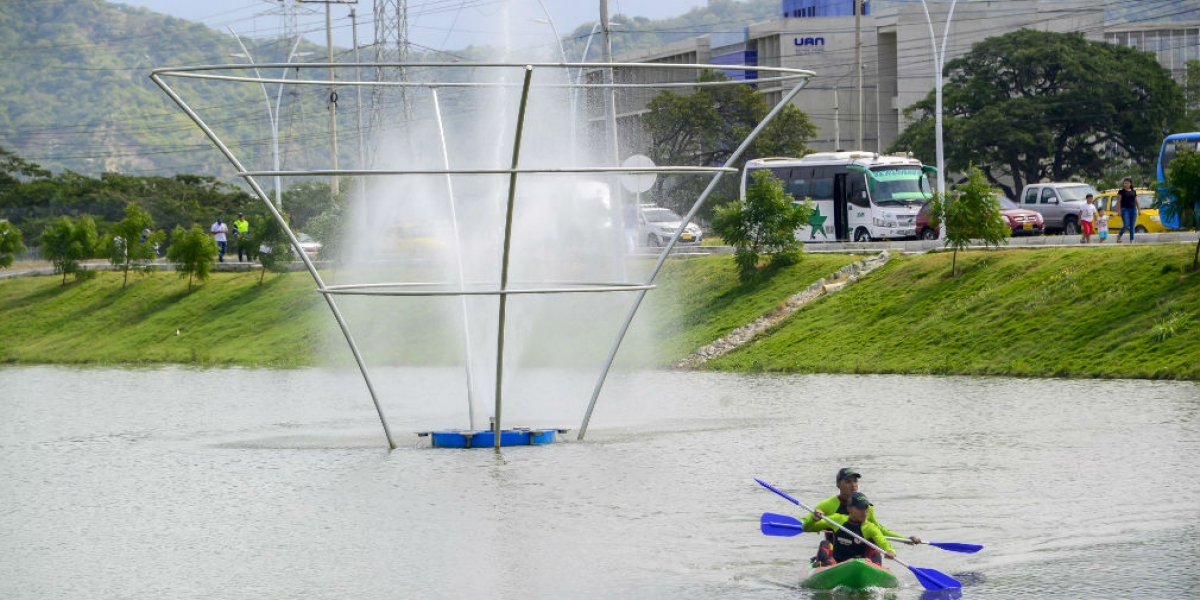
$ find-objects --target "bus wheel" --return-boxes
[854,228,872,242]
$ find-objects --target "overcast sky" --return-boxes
[112,0,717,57]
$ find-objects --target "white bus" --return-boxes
[741,152,936,242]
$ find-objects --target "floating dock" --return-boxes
[418,428,569,449]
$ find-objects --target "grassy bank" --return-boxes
[1,245,1197,379]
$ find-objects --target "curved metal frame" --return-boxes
[150,61,813,450]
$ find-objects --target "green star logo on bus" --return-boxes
[808,207,828,240]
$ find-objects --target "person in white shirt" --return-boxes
[211,218,229,262]
[1079,194,1097,244]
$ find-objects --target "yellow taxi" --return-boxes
[1092,188,1171,234]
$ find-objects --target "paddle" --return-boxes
[761,512,806,536]
[887,536,983,554]
[755,478,962,592]
[763,512,983,554]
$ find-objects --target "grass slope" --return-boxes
[709,246,1200,379]
[1,246,1197,380]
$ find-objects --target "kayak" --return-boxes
[802,558,900,591]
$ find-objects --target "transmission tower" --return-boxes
[371,0,411,138]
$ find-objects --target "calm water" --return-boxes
[1,366,1197,599]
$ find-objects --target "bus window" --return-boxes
[867,167,931,205]
[848,174,869,207]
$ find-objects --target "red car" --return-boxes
[916,195,1044,240]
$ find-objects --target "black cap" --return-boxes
[848,492,872,509]
[836,468,862,483]
[238,212,244,216]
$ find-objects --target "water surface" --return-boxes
[1,367,1196,599]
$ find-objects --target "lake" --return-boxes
[1,366,1196,599]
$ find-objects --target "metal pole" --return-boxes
[599,0,619,165]
[326,2,340,195]
[855,0,863,150]
[921,0,958,236]
[151,72,396,450]
[493,66,535,451]
[577,75,811,440]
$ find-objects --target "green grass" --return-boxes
[708,246,1200,380]
[2,245,1198,380]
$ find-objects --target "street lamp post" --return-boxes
[919,0,959,200]
[228,30,311,208]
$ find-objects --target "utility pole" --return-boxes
[297,0,353,196]
[599,0,619,166]
[855,0,863,150]
[372,0,411,134]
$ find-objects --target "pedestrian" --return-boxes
[233,212,251,262]
[1079,193,1097,243]
[211,218,228,262]
[1115,178,1139,243]
[1096,209,1109,242]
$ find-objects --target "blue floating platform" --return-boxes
[418,428,568,449]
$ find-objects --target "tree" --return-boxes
[107,203,163,289]
[932,166,1010,278]
[890,29,1188,198]
[1157,146,1200,272]
[642,70,816,216]
[252,215,294,284]
[280,181,338,232]
[305,196,346,265]
[0,221,27,268]
[1184,59,1200,129]
[38,216,98,285]
[166,225,217,292]
[711,169,811,283]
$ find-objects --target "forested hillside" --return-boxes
[2,0,1193,179]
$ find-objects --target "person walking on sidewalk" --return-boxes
[1079,194,1097,244]
[210,218,228,263]
[1115,178,1139,243]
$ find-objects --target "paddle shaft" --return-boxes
[755,479,912,569]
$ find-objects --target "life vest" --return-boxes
[831,520,871,563]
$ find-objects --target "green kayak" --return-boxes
[802,558,900,591]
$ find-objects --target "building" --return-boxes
[609,0,1197,155]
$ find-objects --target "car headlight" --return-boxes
[873,217,897,228]
[659,225,675,233]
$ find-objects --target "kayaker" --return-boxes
[805,467,921,545]
[804,492,896,566]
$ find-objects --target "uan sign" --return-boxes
[793,36,826,55]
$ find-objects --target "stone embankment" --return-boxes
[673,251,893,369]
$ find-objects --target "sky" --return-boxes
[111,0,717,57]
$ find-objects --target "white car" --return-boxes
[637,206,703,247]
[293,233,321,259]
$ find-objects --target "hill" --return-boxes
[3,0,1194,179]
[2,245,1196,380]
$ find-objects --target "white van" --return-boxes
[742,152,936,242]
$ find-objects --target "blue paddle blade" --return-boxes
[908,565,962,591]
[928,541,983,554]
[760,512,805,537]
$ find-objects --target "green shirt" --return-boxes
[802,494,906,539]
[802,512,896,553]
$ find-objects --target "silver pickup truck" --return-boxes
[1018,183,1099,235]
